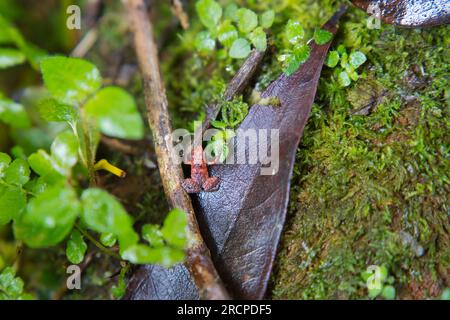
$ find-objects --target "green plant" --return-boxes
[279,21,333,76]
[0,55,189,298]
[194,0,274,59]
[325,45,367,87]
[0,267,32,299]
[361,265,396,300]
[0,14,46,69]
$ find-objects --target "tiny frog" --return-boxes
[182,145,220,193]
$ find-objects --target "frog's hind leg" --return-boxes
[203,176,220,192]
[182,178,201,193]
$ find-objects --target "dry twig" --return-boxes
[123,0,229,300]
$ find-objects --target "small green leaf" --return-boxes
[247,27,267,51]
[260,10,275,29]
[81,188,134,236]
[229,38,251,59]
[161,208,187,249]
[0,48,25,68]
[51,130,79,171]
[40,56,102,105]
[13,185,80,247]
[381,285,396,300]
[338,71,351,87]
[285,20,304,44]
[0,98,30,128]
[111,267,127,299]
[38,98,78,124]
[0,185,26,225]
[325,51,339,68]
[4,158,29,186]
[224,3,238,21]
[142,224,164,247]
[28,150,65,182]
[100,232,117,247]
[66,229,87,264]
[284,44,310,76]
[236,8,258,33]
[121,244,184,267]
[0,267,30,299]
[0,152,12,177]
[210,120,227,129]
[217,20,238,48]
[313,28,333,45]
[349,51,367,69]
[195,0,222,30]
[194,31,216,53]
[368,287,382,298]
[84,87,144,140]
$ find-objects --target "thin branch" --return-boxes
[123,0,230,300]
[170,0,189,30]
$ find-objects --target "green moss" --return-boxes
[270,4,448,299]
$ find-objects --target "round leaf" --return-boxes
[229,38,251,59]
[81,188,134,236]
[0,48,26,69]
[236,8,258,33]
[0,152,12,177]
[84,87,144,140]
[66,229,87,264]
[13,186,80,248]
[195,0,222,30]
[141,224,164,247]
[40,56,102,105]
[325,51,340,68]
[38,98,78,124]
[161,208,188,249]
[217,21,238,48]
[349,51,367,69]
[0,98,30,128]
[194,31,216,53]
[4,158,30,186]
[51,130,79,170]
[247,27,267,51]
[260,10,275,29]
[313,28,333,45]
[0,185,26,225]
[285,20,304,44]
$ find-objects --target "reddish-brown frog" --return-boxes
[182,145,220,193]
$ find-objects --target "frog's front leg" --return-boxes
[182,178,201,193]
[202,176,220,192]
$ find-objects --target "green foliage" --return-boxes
[13,185,80,248]
[313,28,333,45]
[66,229,87,264]
[122,209,187,266]
[84,87,144,140]
[0,267,32,300]
[81,188,136,240]
[280,20,318,76]
[0,13,46,69]
[229,38,251,59]
[196,0,222,30]
[41,56,102,105]
[0,48,25,68]
[260,10,275,29]
[37,99,78,124]
[236,8,258,33]
[325,46,367,87]
[0,97,30,128]
[194,0,274,59]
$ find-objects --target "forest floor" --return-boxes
[0,0,447,299]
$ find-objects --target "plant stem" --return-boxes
[75,224,121,260]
